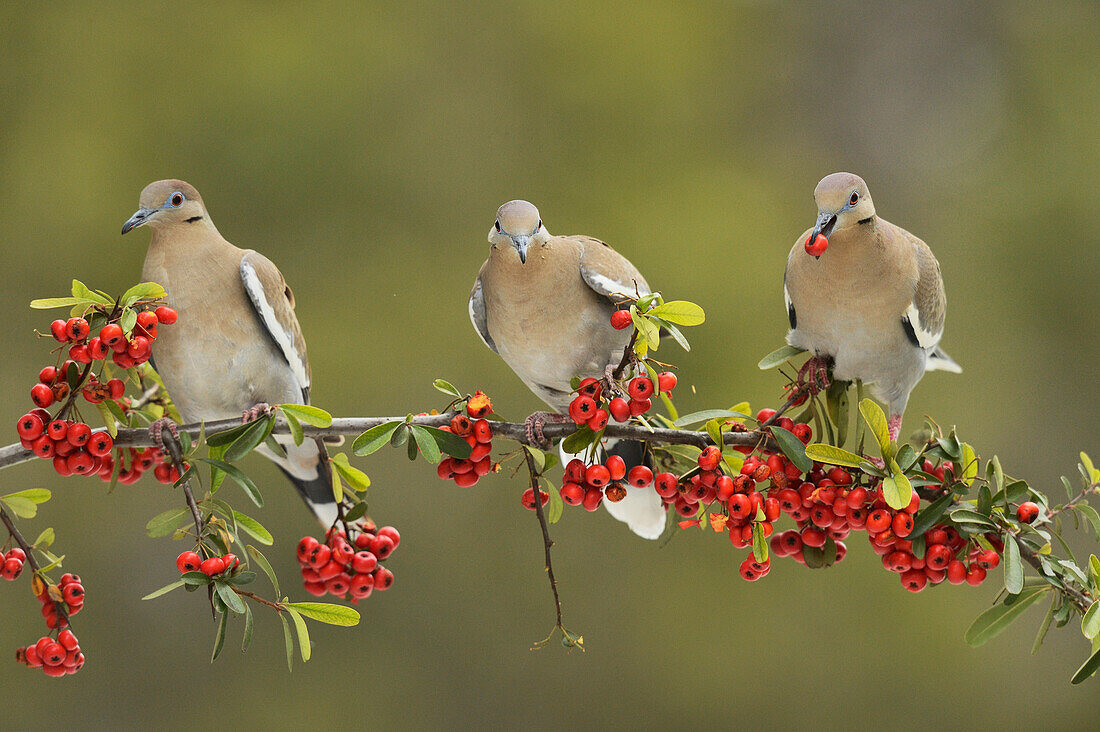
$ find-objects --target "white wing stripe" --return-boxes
[904,302,941,349]
[240,260,310,392]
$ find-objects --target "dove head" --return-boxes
[805,173,876,255]
[489,199,549,265]
[122,180,211,235]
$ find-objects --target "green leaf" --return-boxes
[142,579,185,600]
[344,501,368,523]
[145,507,191,538]
[331,453,371,491]
[180,571,211,587]
[432,379,463,398]
[771,426,812,473]
[1,496,37,519]
[214,580,246,615]
[4,488,50,505]
[546,478,563,524]
[119,308,137,335]
[95,402,118,438]
[352,421,402,456]
[630,310,660,349]
[282,409,304,446]
[30,296,96,310]
[672,409,750,428]
[646,300,705,326]
[858,399,892,458]
[286,607,311,662]
[285,601,361,627]
[331,463,343,504]
[242,603,254,652]
[1032,592,1057,655]
[949,509,998,530]
[410,425,442,463]
[71,279,113,304]
[964,588,1048,647]
[211,610,228,662]
[246,545,280,597]
[881,476,903,511]
[223,417,272,463]
[803,443,864,468]
[279,404,332,428]
[232,511,273,545]
[705,419,723,451]
[561,425,596,455]
[989,455,1004,494]
[205,421,255,447]
[1082,452,1100,484]
[1083,602,1100,640]
[121,282,167,307]
[33,527,54,550]
[909,492,955,538]
[198,458,263,508]
[752,521,768,563]
[757,344,807,370]
[1076,504,1100,542]
[1004,535,1024,595]
[960,443,978,486]
[270,617,291,675]
[895,443,918,473]
[1071,645,1100,684]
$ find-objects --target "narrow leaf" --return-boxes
[432,379,463,398]
[672,409,750,428]
[908,492,955,538]
[757,344,806,370]
[142,579,185,600]
[964,588,1047,646]
[331,453,371,491]
[242,603,255,652]
[215,581,246,615]
[410,425,442,463]
[198,458,263,508]
[351,421,402,456]
[224,417,272,463]
[1071,645,1100,684]
[771,426,813,473]
[282,409,304,446]
[246,545,280,597]
[233,511,273,545]
[286,608,311,662]
[646,300,705,326]
[3,488,51,504]
[803,443,864,468]
[1083,602,1100,640]
[1004,535,1024,595]
[279,404,332,428]
[285,601,361,627]
[211,610,228,662]
[280,613,294,671]
[858,398,892,458]
[145,507,191,538]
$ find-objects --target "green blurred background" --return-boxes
[1,2,1098,729]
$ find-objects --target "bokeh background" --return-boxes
[1,2,1098,729]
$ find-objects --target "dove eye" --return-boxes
[849,192,859,206]
[494,221,502,232]
[169,192,184,207]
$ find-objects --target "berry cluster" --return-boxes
[566,373,676,432]
[296,521,399,602]
[436,391,498,487]
[45,306,175,372]
[35,572,85,629]
[175,550,241,577]
[15,629,84,677]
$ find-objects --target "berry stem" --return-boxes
[0,504,43,576]
[232,587,286,613]
[611,329,638,381]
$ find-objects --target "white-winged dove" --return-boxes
[469,200,666,539]
[122,180,336,525]
[784,172,961,442]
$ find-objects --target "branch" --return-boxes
[0,504,42,576]
[1016,539,1093,613]
[523,447,564,630]
[233,587,286,613]
[0,414,777,471]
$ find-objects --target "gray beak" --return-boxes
[121,208,156,235]
[511,235,530,264]
[810,210,837,241]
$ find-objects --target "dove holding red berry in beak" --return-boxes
[783,172,960,443]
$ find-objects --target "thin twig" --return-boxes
[233,588,286,613]
[1016,540,1093,613]
[0,505,42,575]
[611,329,639,381]
[523,447,564,630]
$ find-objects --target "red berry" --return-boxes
[626,465,653,488]
[654,472,678,498]
[627,398,651,416]
[791,423,812,444]
[176,551,201,573]
[87,336,110,360]
[348,572,374,599]
[892,512,914,538]
[656,371,677,393]
[605,455,626,481]
[608,397,631,422]
[351,551,378,574]
[16,413,45,441]
[107,378,126,399]
[137,310,159,330]
[98,323,124,345]
[369,534,396,560]
[560,482,585,505]
[472,419,493,443]
[901,569,928,592]
[31,383,55,408]
[727,493,752,521]
[627,376,654,400]
[568,395,597,424]
[582,488,603,511]
[587,408,609,432]
[866,508,892,533]
[65,318,90,342]
[62,583,84,604]
[965,564,987,586]
[739,557,766,582]
[373,567,394,591]
[200,557,226,576]
[66,451,94,475]
[584,464,611,488]
[976,549,1000,570]
[577,377,602,400]
[946,560,967,585]
[1016,501,1040,524]
[377,526,400,548]
[609,310,632,330]
[86,432,113,457]
[50,320,70,342]
[154,306,178,324]
[127,336,151,360]
[805,233,829,256]
[66,422,91,447]
[698,446,721,471]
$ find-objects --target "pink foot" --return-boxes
[796,355,832,393]
[524,411,570,448]
[241,403,272,423]
[887,414,902,443]
[148,417,180,453]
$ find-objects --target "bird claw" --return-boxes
[148,417,180,454]
[524,412,569,449]
[796,356,832,394]
[241,403,273,424]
